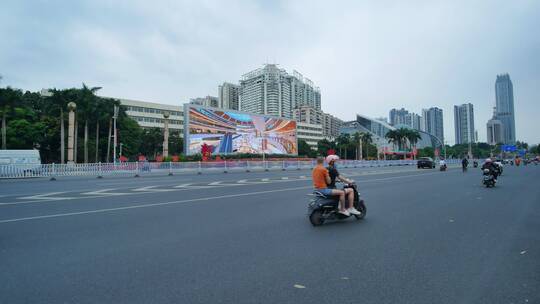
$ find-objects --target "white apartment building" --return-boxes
[322,112,343,140]
[239,64,321,119]
[293,105,342,140]
[297,122,324,150]
[293,105,323,125]
[112,98,184,132]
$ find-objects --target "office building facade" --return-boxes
[297,122,324,149]
[454,103,475,144]
[494,74,516,144]
[116,98,184,132]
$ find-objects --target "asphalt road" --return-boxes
[1,165,539,304]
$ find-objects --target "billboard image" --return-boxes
[185,105,297,155]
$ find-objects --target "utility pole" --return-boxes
[113,105,118,165]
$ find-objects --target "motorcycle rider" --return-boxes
[439,157,447,170]
[481,158,498,181]
[462,157,469,172]
[326,155,360,213]
[311,156,360,217]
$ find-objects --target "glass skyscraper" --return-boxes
[494,74,516,144]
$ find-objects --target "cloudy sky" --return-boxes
[1,0,539,144]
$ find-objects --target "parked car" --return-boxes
[417,157,435,169]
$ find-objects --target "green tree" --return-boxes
[169,130,184,155]
[317,138,336,156]
[298,139,316,157]
[0,87,22,149]
[352,132,362,160]
[361,132,373,159]
[336,133,351,159]
[385,129,400,151]
[140,128,163,159]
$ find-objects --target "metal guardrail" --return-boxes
[0,159,461,180]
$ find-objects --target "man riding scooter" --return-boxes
[481,158,498,182]
[311,156,361,217]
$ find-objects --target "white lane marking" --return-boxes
[174,183,192,188]
[281,177,289,180]
[0,185,312,224]
[132,186,174,192]
[299,176,307,179]
[237,179,268,184]
[208,181,242,186]
[0,169,455,206]
[18,192,74,201]
[82,189,130,196]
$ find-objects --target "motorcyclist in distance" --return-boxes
[481,158,498,181]
[462,157,469,172]
[439,157,447,170]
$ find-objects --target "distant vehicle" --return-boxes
[0,150,42,177]
[417,157,435,169]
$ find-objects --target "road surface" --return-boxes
[1,165,539,303]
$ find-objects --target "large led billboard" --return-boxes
[184,104,298,155]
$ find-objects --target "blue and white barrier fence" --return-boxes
[0,159,461,179]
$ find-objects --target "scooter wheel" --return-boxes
[309,210,325,226]
[354,200,367,220]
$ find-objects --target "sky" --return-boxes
[1,0,539,145]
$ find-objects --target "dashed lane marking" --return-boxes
[132,186,175,192]
[18,192,74,201]
[0,185,313,224]
[82,189,131,196]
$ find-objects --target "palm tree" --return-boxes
[352,132,362,160]
[385,129,400,152]
[405,129,422,159]
[47,89,71,163]
[80,84,102,163]
[336,133,350,159]
[361,132,373,159]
